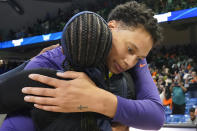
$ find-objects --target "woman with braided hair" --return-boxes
[0,1,165,131]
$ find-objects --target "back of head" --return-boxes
[107,1,162,46]
[61,12,112,71]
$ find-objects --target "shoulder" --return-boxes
[40,46,63,59]
[25,46,65,70]
[128,58,148,75]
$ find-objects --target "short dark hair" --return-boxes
[107,1,163,45]
[190,107,195,113]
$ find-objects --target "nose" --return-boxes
[123,55,138,69]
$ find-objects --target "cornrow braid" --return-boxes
[61,12,112,72]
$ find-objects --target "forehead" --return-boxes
[118,23,153,40]
[116,27,153,56]
[117,25,153,42]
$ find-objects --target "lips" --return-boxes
[114,62,124,73]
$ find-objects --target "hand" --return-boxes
[178,82,183,87]
[31,44,60,60]
[38,44,60,55]
[22,71,100,113]
[22,71,118,118]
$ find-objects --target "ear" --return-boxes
[107,20,118,29]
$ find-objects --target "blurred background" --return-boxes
[0,0,197,130]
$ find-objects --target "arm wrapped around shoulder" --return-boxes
[0,68,61,114]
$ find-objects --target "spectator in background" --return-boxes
[184,78,190,88]
[183,70,192,80]
[188,108,197,125]
[163,76,173,109]
[191,71,197,83]
[170,78,187,114]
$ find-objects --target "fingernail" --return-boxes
[29,74,36,78]
[22,88,28,93]
[24,96,30,101]
[34,104,38,107]
[57,72,63,76]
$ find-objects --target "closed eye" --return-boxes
[128,47,134,54]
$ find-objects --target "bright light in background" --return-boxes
[0,60,3,65]
[155,7,197,23]
[154,12,171,23]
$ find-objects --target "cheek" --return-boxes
[106,58,114,73]
[125,55,139,70]
[128,60,138,70]
[107,52,113,67]
[111,41,124,58]
[109,43,117,58]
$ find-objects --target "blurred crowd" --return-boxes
[147,45,197,124]
[1,0,197,42]
[140,0,197,14]
[148,44,197,97]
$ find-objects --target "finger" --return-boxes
[28,74,61,88]
[56,71,82,79]
[34,104,62,112]
[39,44,60,54]
[47,44,60,50]
[22,87,55,97]
[24,96,56,106]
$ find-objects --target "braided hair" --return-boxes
[61,11,112,72]
[60,11,112,131]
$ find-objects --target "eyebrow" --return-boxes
[128,42,146,58]
[128,42,138,51]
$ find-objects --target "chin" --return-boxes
[109,67,120,74]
